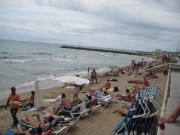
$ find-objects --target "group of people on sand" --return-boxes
[3,61,179,134]
[112,64,154,117]
[4,85,96,135]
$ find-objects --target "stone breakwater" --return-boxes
[60,45,152,56]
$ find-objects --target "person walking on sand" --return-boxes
[5,87,20,127]
[91,68,97,84]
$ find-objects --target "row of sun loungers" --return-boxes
[113,86,164,135]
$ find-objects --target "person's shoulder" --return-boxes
[9,94,12,98]
[16,93,20,97]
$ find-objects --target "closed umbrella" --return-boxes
[34,81,43,108]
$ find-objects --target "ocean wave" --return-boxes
[100,53,109,57]
[0,55,28,59]
[50,58,72,62]
[16,74,56,89]
[3,58,50,63]
[32,52,51,55]
[67,71,88,77]
[16,81,35,88]
[64,55,77,59]
[4,59,32,63]
[36,74,56,81]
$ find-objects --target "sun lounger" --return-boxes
[58,117,79,132]
[19,117,72,135]
[70,101,90,118]
[97,95,113,108]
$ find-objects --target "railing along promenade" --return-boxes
[157,63,180,135]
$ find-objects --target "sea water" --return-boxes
[0,39,152,99]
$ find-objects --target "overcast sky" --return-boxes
[0,0,180,51]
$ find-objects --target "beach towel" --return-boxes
[4,130,21,135]
[120,100,126,105]
[43,95,61,103]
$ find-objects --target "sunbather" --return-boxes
[21,91,35,109]
[103,79,111,90]
[142,77,150,87]
[113,104,133,116]
[21,115,54,129]
[53,93,72,114]
[145,71,158,78]
[116,89,131,101]
[90,87,106,98]
[113,109,128,116]
[129,84,145,99]
[128,80,143,84]
[13,126,53,135]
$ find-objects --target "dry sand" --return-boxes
[0,68,167,135]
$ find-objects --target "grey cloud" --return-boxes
[0,0,179,51]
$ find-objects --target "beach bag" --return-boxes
[113,86,119,92]
[92,99,98,105]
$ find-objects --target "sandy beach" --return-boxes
[0,67,167,134]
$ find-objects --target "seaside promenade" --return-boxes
[157,63,180,135]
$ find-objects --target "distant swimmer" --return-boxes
[1,51,8,54]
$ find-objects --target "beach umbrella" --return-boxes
[53,76,90,99]
[53,76,90,85]
[34,81,43,108]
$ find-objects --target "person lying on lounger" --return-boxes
[21,115,54,129]
[90,87,108,98]
[14,125,53,135]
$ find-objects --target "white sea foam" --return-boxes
[4,59,32,63]
[36,74,56,81]
[16,81,35,88]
